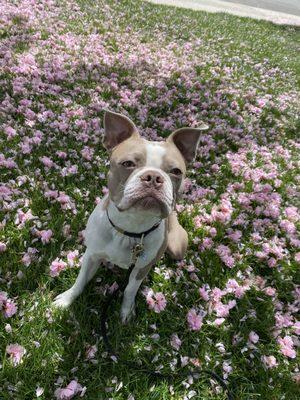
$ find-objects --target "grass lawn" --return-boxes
[0,0,299,399]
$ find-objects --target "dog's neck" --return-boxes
[107,198,163,234]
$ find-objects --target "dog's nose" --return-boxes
[140,171,164,188]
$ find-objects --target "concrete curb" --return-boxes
[146,0,300,26]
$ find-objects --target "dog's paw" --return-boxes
[120,304,136,324]
[52,290,74,309]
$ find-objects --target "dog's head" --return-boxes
[103,110,208,218]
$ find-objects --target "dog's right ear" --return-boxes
[167,123,209,163]
[103,110,139,152]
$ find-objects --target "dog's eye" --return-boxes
[121,160,135,168]
[170,168,182,176]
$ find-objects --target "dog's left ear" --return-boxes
[103,110,139,151]
[167,123,209,163]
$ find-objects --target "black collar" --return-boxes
[106,209,161,239]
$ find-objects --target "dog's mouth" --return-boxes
[117,193,170,217]
[119,194,163,210]
[135,195,161,209]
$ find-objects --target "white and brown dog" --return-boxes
[53,110,208,323]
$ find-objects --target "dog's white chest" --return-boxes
[84,203,166,270]
[104,233,134,268]
[105,234,157,269]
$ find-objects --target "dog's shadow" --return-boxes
[52,258,191,398]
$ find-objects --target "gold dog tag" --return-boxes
[131,235,145,265]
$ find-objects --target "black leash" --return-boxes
[101,215,233,399]
[100,268,234,400]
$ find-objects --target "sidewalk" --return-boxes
[147,0,300,26]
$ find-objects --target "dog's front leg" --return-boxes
[53,250,102,309]
[166,211,188,260]
[120,262,151,324]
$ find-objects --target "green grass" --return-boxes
[0,1,299,399]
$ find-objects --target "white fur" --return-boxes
[145,141,166,168]
[53,141,172,323]
[118,166,173,213]
[53,195,166,323]
[85,199,166,268]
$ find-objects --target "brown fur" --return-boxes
[166,211,188,260]
[108,135,147,204]
[104,111,207,265]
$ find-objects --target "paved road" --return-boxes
[147,0,300,25]
[227,0,300,16]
